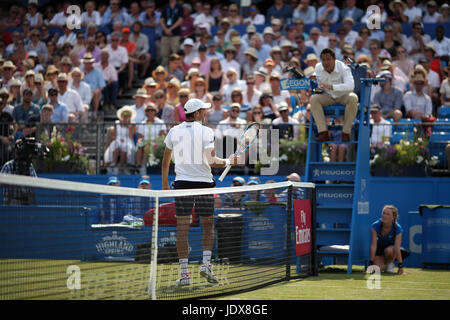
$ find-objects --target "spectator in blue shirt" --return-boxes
[101,0,130,28]
[295,34,316,70]
[12,88,40,140]
[47,88,69,124]
[339,0,365,23]
[317,0,340,24]
[267,0,294,25]
[81,53,106,118]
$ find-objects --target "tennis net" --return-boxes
[0,174,316,300]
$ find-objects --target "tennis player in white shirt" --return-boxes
[162,98,238,286]
[310,48,358,142]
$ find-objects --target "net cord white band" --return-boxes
[0,174,315,198]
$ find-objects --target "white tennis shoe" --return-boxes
[175,274,191,286]
[386,262,395,274]
[200,264,219,284]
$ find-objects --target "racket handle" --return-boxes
[218,164,232,182]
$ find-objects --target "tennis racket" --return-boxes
[218,122,260,182]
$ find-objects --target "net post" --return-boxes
[286,184,293,280]
[310,186,318,276]
[148,195,159,300]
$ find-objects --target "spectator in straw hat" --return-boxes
[166,77,181,107]
[8,79,22,106]
[142,77,158,104]
[104,105,137,173]
[242,47,261,80]
[424,43,443,81]
[135,102,167,168]
[56,73,84,121]
[388,0,408,23]
[438,3,449,22]
[423,0,441,23]
[152,65,169,92]
[1,61,17,90]
[131,88,149,124]
[403,73,433,119]
[94,48,118,111]
[221,67,246,105]
[69,67,92,120]
[304,53,320,69]
[189,77,212,104]
[220,45,240,77]
[81,53,105,117]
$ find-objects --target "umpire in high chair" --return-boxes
[162,98,238,287]
[310,48,359,142]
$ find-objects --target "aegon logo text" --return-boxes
[280,78,311,90]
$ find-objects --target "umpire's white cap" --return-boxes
[184,98,211,114]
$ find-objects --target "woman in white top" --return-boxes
[81,1,101,27]
[221,68,246,105]
[69,68,92,112]
[104,106,137,170]
[220,46,241,78]
[135,103,167,168]
[189,77,212,104]
[26,3,43,28]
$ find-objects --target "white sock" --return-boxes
[179,258,189,276]
[203,250,212,266]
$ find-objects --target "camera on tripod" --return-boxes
[14,137,49,175]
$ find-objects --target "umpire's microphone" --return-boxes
[284,66,305,79]
[343,55,360,69]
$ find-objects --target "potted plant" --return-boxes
[255,126,307,175]
[34,128,92,174]
[370,137,438,177]
[142,135,167,174]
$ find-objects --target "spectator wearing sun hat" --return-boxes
[69,67,92,120]
[0,61,17,90]
[56,73,84,121]
[438,3,450,22]
[423,0,442,23]
[104,105,137,171]
[403,73,433,119]
[131,88,149,124]
[80,53,105,117]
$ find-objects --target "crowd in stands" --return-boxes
[0,0,449,172]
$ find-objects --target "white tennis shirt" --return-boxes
[164,120,215,183]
